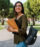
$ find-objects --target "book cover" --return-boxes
[7,18,18,32]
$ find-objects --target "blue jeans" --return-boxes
[16,41,27,47]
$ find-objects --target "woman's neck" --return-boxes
[16,13,24,19]
[17,12,24,17]
[18,12,22,16]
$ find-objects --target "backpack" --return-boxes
[25,25,38,45]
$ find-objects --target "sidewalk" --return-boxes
[0,29,40,47]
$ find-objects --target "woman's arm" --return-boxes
[18,15,28,36]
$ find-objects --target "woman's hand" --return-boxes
[7,25,18,32]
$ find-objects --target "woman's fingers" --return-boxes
[7,26,11,32]
[7,26,18,32]
[7,27,11,32]
[7,25,12,32]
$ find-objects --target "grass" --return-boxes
[4,22,8,25]
[0,26,4,30]
[33,27,40,31]
[28,24,40,26]
[0,22,7,30]
[34,24,40,26]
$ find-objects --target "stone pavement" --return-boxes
[0,29,40,47]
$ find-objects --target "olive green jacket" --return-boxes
[13,14,28,44]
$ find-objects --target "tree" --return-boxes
[0,0,10,25]
[10,3,13,8]
[24,0,40,25]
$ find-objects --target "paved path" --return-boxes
[0,29,40,47]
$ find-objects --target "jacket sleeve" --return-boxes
[18,15,28,36]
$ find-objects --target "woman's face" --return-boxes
[15,3,22,13]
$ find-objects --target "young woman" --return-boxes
[7,1,28,47]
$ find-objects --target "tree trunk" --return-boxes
[33,17,35,25]
[1,18,4,25]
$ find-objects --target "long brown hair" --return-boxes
[14,1,24,17]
